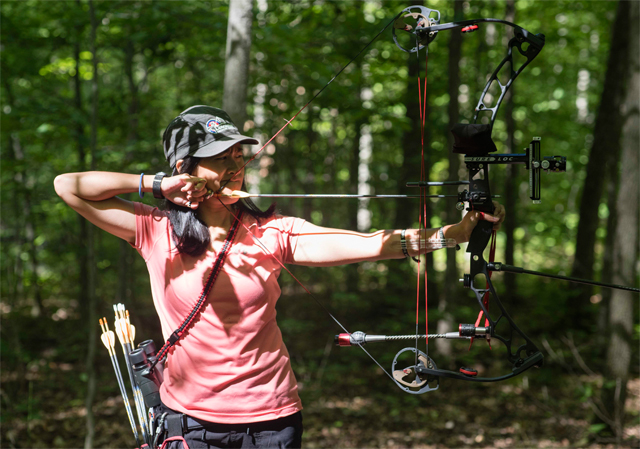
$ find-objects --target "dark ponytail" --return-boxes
[165,156,276,257]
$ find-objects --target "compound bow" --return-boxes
[227,4,638,395]
[339,5,574,394]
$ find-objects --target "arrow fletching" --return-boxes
[107,331,116,348]
[100,332,111,350]
[216,190,250,199]
[129,324,136,343]
[114,319,127,346]
[125,310,135,344]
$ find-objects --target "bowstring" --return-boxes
[415,34,430,366]
[216,11,424,385]
[223,11,403,189]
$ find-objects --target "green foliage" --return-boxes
[1,1,637,448]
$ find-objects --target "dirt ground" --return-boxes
[2,365,638,449]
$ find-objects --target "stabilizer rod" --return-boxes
[487,262,640,293]
[336,327,489,346]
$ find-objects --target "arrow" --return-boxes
[114,304,151,446]
[99,318,141,447]
[213,190,458,199]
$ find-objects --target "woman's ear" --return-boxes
[175,159,184,173]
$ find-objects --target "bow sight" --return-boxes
[409,137,567,205]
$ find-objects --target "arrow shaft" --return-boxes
[406,181,470,187]
[221,193,457,199]
[121,341,151,445]
[109,353,141,446]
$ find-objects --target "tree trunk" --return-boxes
[24,184,43,316]
[223,0,253,127]
[3,70,43,317]
[74,0,89,321]
[602,0,639,441]
[347,14,365,290]
[346,115,363,291]
[84,1,99,447]
[117,35,141,306]
[3,81,28,389]
[439,0,464,358]
[302,108,315,223]
[569,0,629,328]
[597,113,623,348]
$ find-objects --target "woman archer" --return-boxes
[54,105,504,449]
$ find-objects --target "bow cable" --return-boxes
[216,198,398,384]
[224,11,404,188]
[217,11,436,382]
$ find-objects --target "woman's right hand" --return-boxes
[161,174,209,209]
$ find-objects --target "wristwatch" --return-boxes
[152,172,167,199]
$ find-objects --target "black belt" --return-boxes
[160,407,302,436]
[164,413,204,434]
[164,411,254,435]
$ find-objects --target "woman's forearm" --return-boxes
[54,172,155,202]
[379,224,469,260]
[293,225,466,266]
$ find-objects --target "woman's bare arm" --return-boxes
[291,225,437,266]
[291,203,505,267]
[53,172,207,244]
[54,172,150,244]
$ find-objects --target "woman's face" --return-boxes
[194,143,245,194]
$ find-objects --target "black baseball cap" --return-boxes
[162,105,259,169]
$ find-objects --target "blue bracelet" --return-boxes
[139,173,145,198]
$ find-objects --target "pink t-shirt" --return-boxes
[132,202,306,423]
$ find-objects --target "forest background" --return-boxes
[1,0,638,448]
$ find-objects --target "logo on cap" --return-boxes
[206,117,235,135]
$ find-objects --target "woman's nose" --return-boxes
[229,156,243,171]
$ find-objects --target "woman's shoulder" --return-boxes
[246,213,305,234]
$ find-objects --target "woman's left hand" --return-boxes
[447,201,506,243]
